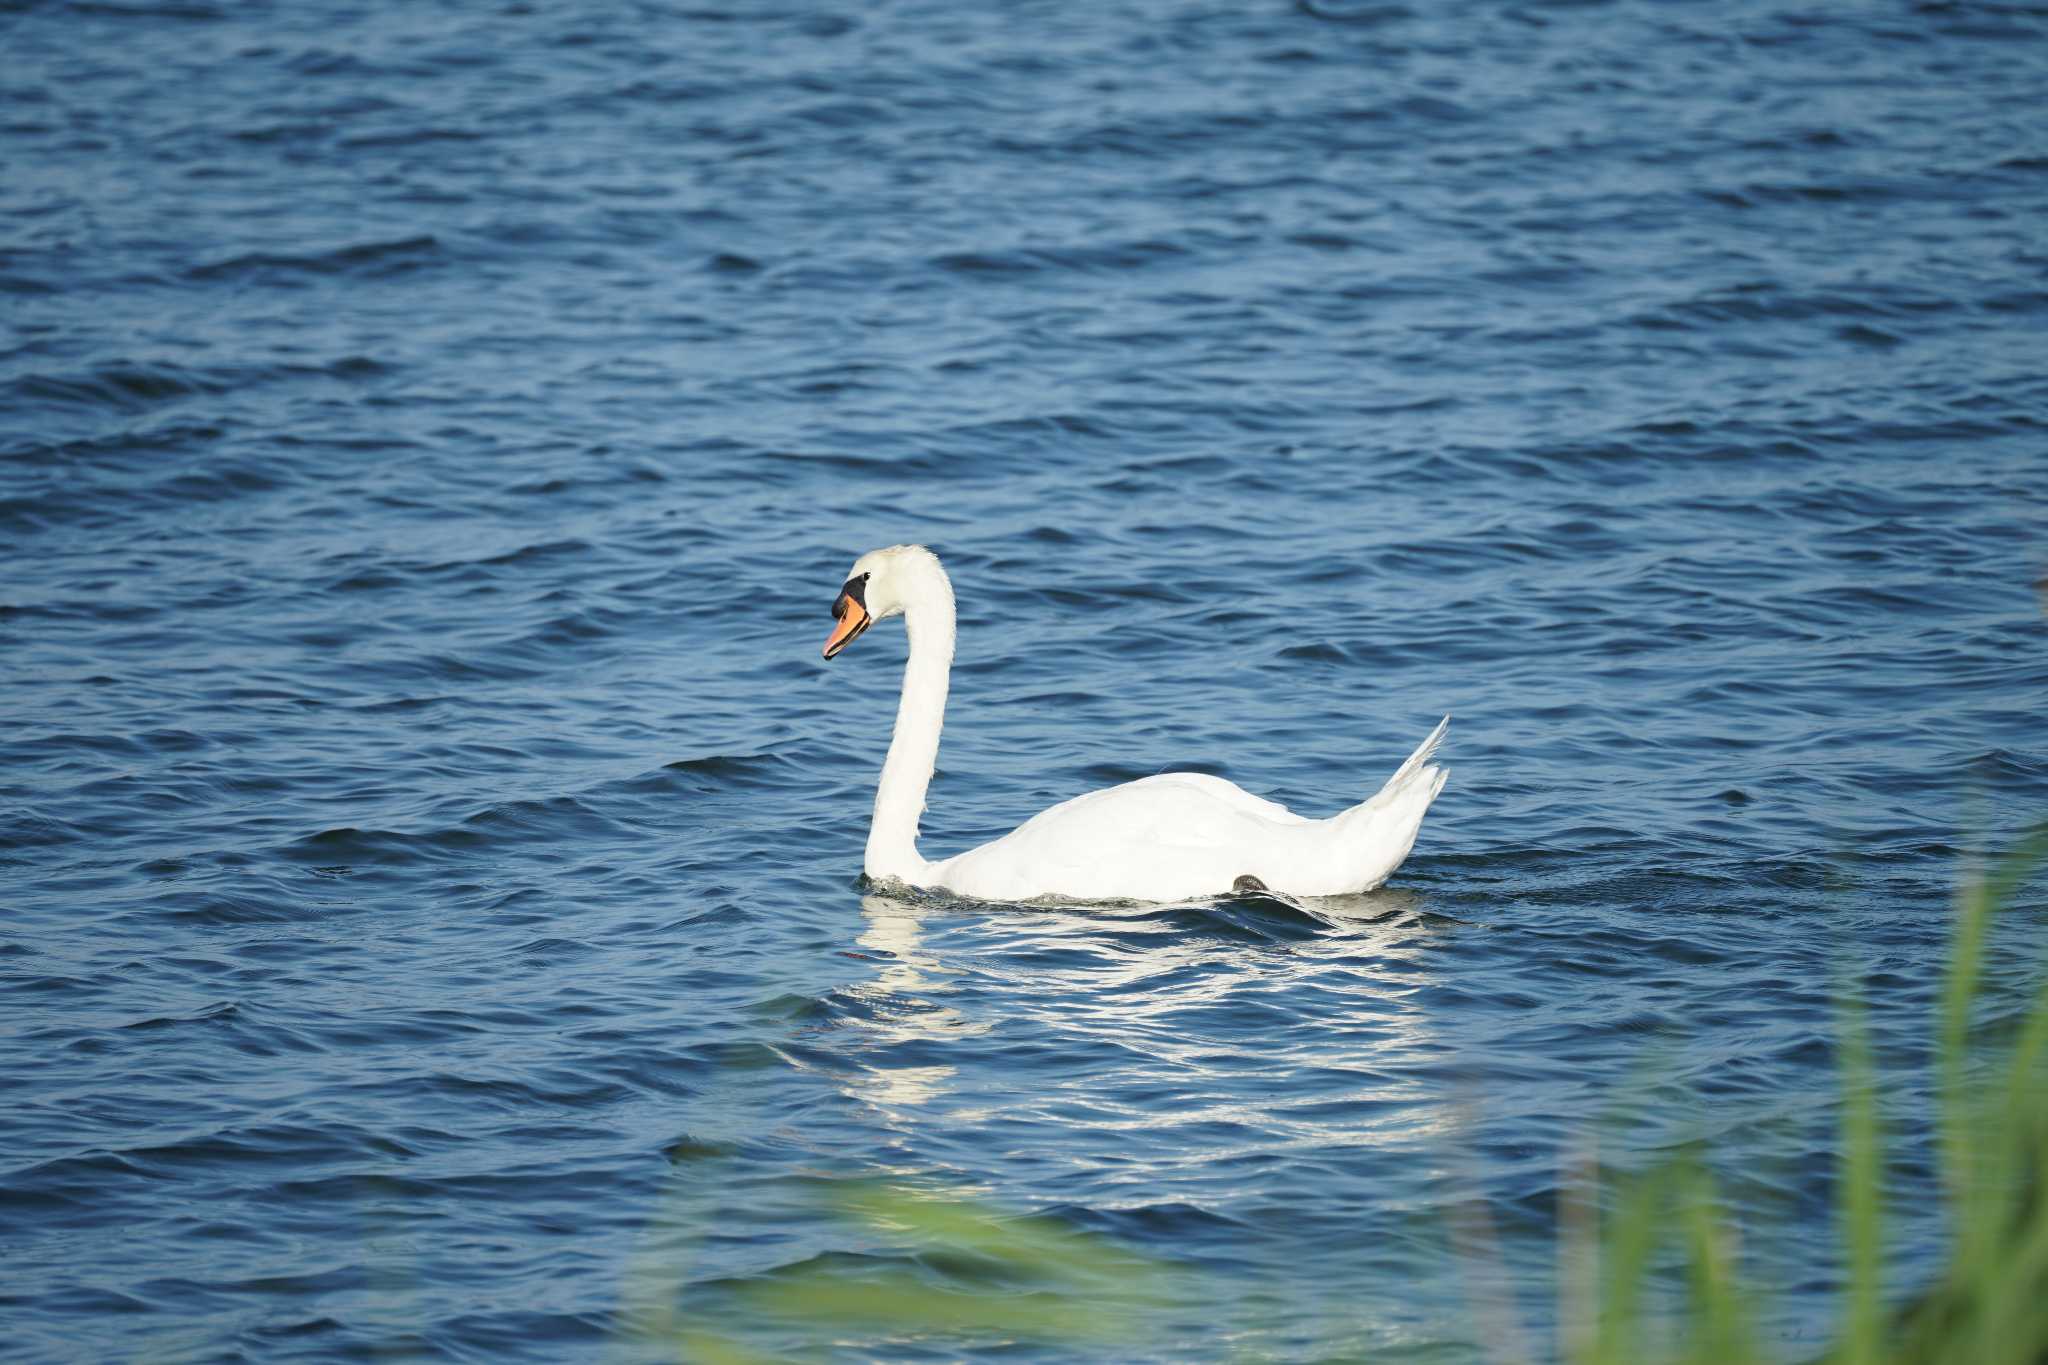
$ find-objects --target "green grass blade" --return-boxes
[1838,990,1884,1365]
[1593,1163,1672,1365]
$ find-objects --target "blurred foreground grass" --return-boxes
[630,1178,1181,1363]
[635,829,2047,1363]
[1562,828,2048,1365]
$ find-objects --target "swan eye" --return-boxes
[833,573,870,619]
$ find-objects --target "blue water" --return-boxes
[4,0,2047,1359]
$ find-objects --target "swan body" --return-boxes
[822,545,1447,903]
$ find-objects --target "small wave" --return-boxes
[2,420,226,470]
[643,751,808,793]
[276,823,491,869]
[1292,0,1414,25]
[461,793,632,842]
[748,991,838,1023]
[66,1,225,17]
[185,235,440,283]
[156,889,313,926]
[1116,896,1334,944]
[0,272,59,296]
[655,904,756,932]
[4,361,230,414]
[932,237,1191,279]
[0,809,110,851]
[118,999,239,1030]
[1631,279,1957,332]
[664,1133,739,1163]
[416,537,592,575]
[336,128,484,151]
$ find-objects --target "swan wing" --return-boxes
[1129,772,1310,827]
[928,775,1310,902]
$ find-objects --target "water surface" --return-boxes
[4,0,2047,1359]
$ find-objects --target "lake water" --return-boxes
[3,1,2046,1359]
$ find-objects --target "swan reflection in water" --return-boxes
[839,893,988,1112]
[841,883,1459,1155]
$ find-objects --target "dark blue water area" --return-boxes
[3,0,2047,1359]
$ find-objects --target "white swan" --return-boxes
[821,544,1448,903]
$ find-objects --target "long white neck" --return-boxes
[865,555,955,884]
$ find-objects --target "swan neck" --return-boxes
[866,561,954,883]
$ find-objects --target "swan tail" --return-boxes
[1326,717,1449,892]
[1377,713,1449,798]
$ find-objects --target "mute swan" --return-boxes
[821,544,1448,902]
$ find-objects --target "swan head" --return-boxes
[822,544,940,659]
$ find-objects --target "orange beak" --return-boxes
[822,596,871,659]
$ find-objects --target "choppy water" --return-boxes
[5,0,2047,1359]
